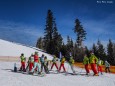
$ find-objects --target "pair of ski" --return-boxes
[49,70,67,74]
[28,72,46,77]
[64,72,78,76]
[65,72,102,77]
[64,71,91,77]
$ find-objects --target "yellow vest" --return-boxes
[89,54,98,64]
[61,57,65,64]
[20,56,26,62]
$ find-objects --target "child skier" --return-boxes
[89,52,98,76]
[50,55,58,70]
[83,54,90,75]
[58,56,66,72]
[68,56,75,74]
[97,58,103,75]
[44,56,49,74]
[40,54,45,72]
[30,52,40,74]
[26,54,34,72]
[19,53,26,72]
[105,60,110,73]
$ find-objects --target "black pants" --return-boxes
[41,63,49,73]
[105,67,110,73]
[44,65,49,73]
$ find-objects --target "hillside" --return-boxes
[0,39,115,86]
[0,39,53,60]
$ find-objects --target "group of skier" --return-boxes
[18,51,111,76]
[83,51,111,76]
[51,55,75,73]
[19,52,49,74]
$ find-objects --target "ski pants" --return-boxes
[51,63,58,70]
[20,62,26,72]
[41,63,45,72]
[98,66,102,73]
[91,63,98,74]
[85,64,90,74]
[105,67,110,73]
[31,62,40,73]
[70,64,75,73]
[29,63,33,71]
[59,63,66,72]
[44,65,49,73]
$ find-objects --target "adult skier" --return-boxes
[19,53,26,72]
[83,54,90,75]
[50,55,58,70]
[58,56,66,72]
[89,52,98,76]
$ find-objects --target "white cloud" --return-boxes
[82,14,115,35]
[0,20,44,46]
[0,20,44,37]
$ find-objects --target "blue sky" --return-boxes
[0,0,115,48]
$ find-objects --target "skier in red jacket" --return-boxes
[30,52,40,74]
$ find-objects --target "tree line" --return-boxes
[36,10,115,66]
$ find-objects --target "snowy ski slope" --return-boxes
[0,39,53,60]
[0,39,115,86]
[0,62,115,86]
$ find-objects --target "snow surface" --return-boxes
[0,39,115,86]
[0,39,53,60]
[0,62,115,86]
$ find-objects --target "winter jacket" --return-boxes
[60,57,66,64]
[69,57,74,65]
[52,56,58,63]
[44,59,48,66]
[83,56,89,65]
[34,55,39,63]
[89,54,98,64]
[20,56,26,62]
[40,56,45,63]
[28,56,34,63]
[97,60,103,66]
[105,61,110,67]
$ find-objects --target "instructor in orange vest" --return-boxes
[89,52,98,76]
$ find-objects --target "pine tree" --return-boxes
[113,43,115,65]
[43,10,54,54]
[97,40,107,61]
[52,23,63,56]
[36,37,44,49]
[43,9,63,55]
[66,36,71,52]
[92,43,98,56]
[107,39,114,65]
[74,19,87,47]
[66,36,73,57]
[85,46,90,57]
[60,43,67,57]
[73,19,86,62]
